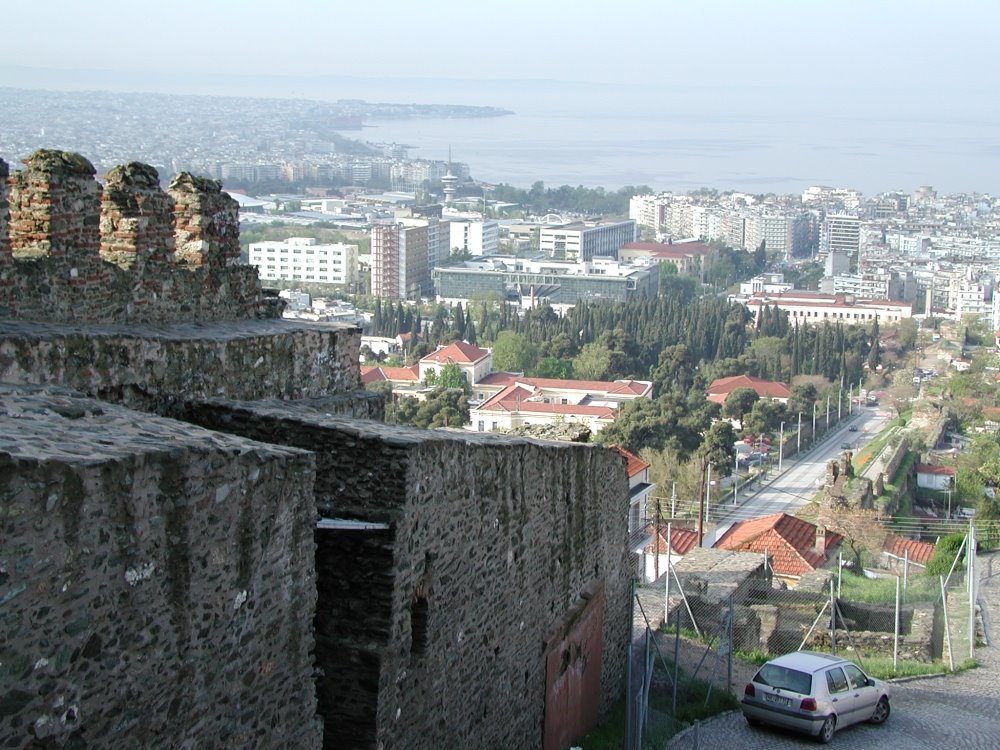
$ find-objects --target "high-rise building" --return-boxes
[448,220,499,256]
[371,218,443,300]
[822,215,861,256]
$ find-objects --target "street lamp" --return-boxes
[826,395,831,430]
[838,385,843,421]
[797,412,802,453]
[812,402,817,443]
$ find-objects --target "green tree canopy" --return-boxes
[573,341,613,381]
[491,331,538,373]
[723,387,759,430]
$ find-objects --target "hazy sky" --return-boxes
[1,0,995,93]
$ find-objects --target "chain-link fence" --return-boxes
[625,529,985,748]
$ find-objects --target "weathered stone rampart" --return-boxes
[179,400,633,750]
[0,388,321,748]
[0,319,361,407]
[0,151,277,323]
[1,148,635,750]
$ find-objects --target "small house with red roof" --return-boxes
[915,463,956,491]
[714,512,843,582]
[360,364,421,387]
[612,446,657,574]
[706,374,791,406]
[642,524,700,583]
[469,376,653,434]
[881,533,936,573]
[418,340,492,386]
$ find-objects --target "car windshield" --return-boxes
[754,664,812,695]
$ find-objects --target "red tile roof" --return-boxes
[360,365,420,384]
[915,464,956,476]
[612,445,651,477]
[421,340,489,365]
[706,375,791,403]
[883,534,936,566]
[714,512,843,578]
[646,524,700,556]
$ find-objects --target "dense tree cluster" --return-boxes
[487,181,652,217]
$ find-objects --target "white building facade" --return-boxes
[249,237,358,285]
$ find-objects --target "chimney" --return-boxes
[814,525,827,555]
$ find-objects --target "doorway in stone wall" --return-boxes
[542,582,605,750]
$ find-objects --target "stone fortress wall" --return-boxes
[0,151,277,323]
[0,152,632,750]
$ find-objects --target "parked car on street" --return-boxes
[840,442,852,450]
[741,651,891,743]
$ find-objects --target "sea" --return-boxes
[4,67,999,197]
[323,78,1000,197]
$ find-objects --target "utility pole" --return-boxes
[778,420,784,473]
[797,412,802,453]
[826,395,830,429]
[838,385,843,421]
[697,459,707,548]
[812,401,817,443]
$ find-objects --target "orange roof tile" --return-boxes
[612,445,651,477]
[714,512,843,578]
[706,375,791,401]
[883,534,936,566]
[360,365,420,384]
[646,524,700,556]
[421,340,489,365]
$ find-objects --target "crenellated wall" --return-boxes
[0,147,634,750]
[0,151,278,323]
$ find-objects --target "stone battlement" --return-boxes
[0,150,278,323]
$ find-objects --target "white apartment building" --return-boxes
[821,273,903,301]
[448,220,499,256]
[738,273,792,296]
[745,291,912,326]
[539,220,637,262]
[629,193,671,230]
[821,215,862,256]
[249,237,358,286]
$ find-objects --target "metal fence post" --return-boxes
[941,575,954,671]
[893,574,900,671]
[830,579,837,654]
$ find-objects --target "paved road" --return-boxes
[665,553,1000,749]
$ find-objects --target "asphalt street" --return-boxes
[666,553,1000,750]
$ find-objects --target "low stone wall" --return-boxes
[180,400,633,750]
[0,319,361,406]
[0,389,321,748]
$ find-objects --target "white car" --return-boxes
[741,651,891,743]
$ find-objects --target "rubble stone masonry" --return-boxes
[0,389,322,749]
[180,401,633,750]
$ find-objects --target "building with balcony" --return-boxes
[448,219,499,256]
[248,237,358,286]
[538,220,637,262]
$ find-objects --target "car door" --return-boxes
[823,666,853,724]
[843,662,878,723]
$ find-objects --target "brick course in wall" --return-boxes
[180,401,633,750]
[0,389,322,749]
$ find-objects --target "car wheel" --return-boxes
[818,715,836,744]
[869,696,890,724]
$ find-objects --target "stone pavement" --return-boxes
[666,553,1000,749]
